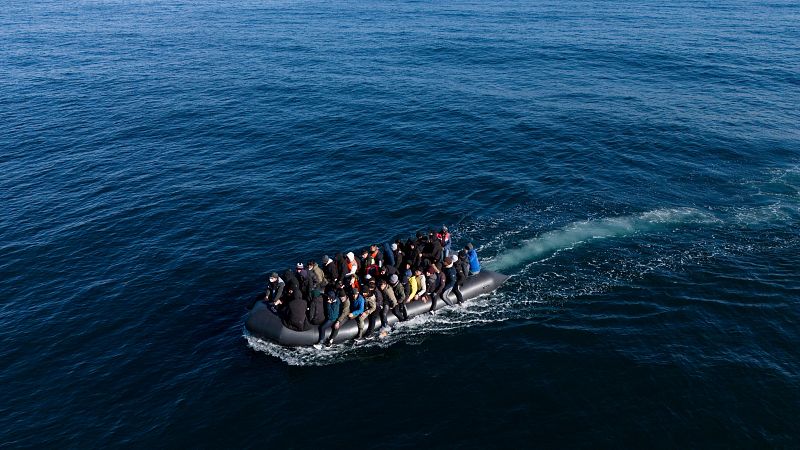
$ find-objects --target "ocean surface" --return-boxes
[2,0,799,447]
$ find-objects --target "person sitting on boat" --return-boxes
[265,272,285,307]
[324,284,350,346]
[446,255,465,304]
[347,288,366,339]
[307,288,326,326]
[321,255,340,285]
[391,242,404,270]
[295,263,311,297]
[429,263,450,312]
[405,267,420,305]
[344,252,360,291]
[282,285,310,332]
[369,244,383,268]
[382,241,395,268]
[389,274,408,321]
[356,285,376,340]
[378,264,398,285]
[465,243,481,275]
[414,267,429,303]
[379,278,399,326]
[364,280,385,337]
[315,286,341,347]
[307,260,327,291]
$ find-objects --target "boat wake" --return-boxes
[246,167,800,365]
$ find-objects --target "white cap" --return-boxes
[451,254,458,262]
[391,243,398,250]
[346,251,355,261]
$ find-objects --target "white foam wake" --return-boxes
[489,207,718,272]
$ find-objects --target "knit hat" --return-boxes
[296,262,304,269]
[450,254,458,262]
[322,255,331,263]
[390,274,399,284]
[346,251,355,261]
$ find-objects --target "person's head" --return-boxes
[296,262,304,270]
[414,267,422,275]
[351,290,360,300]
[391,243,398,251]
[379,279,388,289]
[428,265,436,275]
[361,285,371,296]
[370,244,378,252]
[466,243,474,251]
[416,231,424,240]
[441,225,448,233]
[450,254,458,263]
[444,257,453,267]
[390,274,399,285]
[322,255,331,264]
[380,266,387,274]
[361,249,369,258]
[458,249,467,258]
[308,260,316,268]
[368,280,376,290]
[269,272,279,283]
[346,252,355,261]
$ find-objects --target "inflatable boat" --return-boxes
[245,270,509,347]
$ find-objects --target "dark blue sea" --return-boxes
[2,0,799,447]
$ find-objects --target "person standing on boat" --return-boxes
[324,284,351,347]
[321,255,340,285]
[465,243,481,275]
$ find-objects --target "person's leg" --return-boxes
[379,303,389,329]
[328,321,342,343]
[357,316,366,339]
[442,288,454,306]
[318,319,333,343]
[366,312,377,337]
[453,284,464,304]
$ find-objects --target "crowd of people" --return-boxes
[253,227,482,347]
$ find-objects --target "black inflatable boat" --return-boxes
[245,270,509,347]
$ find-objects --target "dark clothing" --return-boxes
[308,293,326,325]
[383,242,396,268]
[284,297,310,331]
[322,260,340,284]
[317,296,341,343]
[430,241,443,264]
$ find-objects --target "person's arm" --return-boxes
[407,277,418,301]
[363,296,376,316]
[350,298,365,316]
[346,262,358,278]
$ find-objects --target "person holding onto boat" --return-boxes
[465,243,481,275]
[439,226,452,259]
[356,285,376,340]
[307,260,327,291]
[265,272,285,306]
[323,284,351,347]
[315,287,341,347]
[389,274,408,321]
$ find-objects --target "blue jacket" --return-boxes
[383,242,396,267]
[350,295,365,316]
[467,249,481,273]
[324,296,341,321]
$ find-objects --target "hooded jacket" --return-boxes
[284,296,310,331]
[467,249,481,273]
